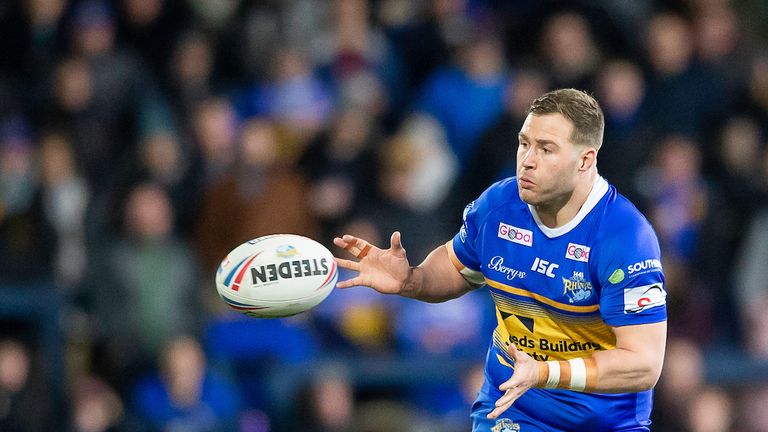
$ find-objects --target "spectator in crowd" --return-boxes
[415,30,510,169]
[686,387,734,432]
[733,207,768,359]
[87,183,200,390]
[0,339,50,432]
[741,385,768,432]
[640,135,713,342]
[0,0,66,83]
[697,116,766,344]
[363,115,456,262]
[295,364,355,432]
[237,46,334,159]
[117,127,200,235]
[691,0,749,98]
[117,0,191,80]
[0,117,56,284]
[190,96,239,186]
[300,107,380,241]
[540,11,600,90]
[653,337,706,431]
[166,29,217,122]
[131,336,240,432]
[68,375,124,432]
[594,59,651,201]
[38,130,90,289]
[643,11,724,139]
[195,118,318,272]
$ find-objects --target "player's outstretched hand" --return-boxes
[487,343,540,419]
[333,231,412,295]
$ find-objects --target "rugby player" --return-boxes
[334,89,667,431]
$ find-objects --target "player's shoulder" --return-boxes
[478,176,520,203]
[596,185,657,241]
[467,177,524,216]
[601,185,653,231]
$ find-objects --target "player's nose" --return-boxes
[519,149,536,169]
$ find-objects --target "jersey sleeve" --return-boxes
[449,189,493,286]
[596,217,667,327]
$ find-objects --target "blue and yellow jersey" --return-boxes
[450,176,666,431]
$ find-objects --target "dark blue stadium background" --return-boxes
[1,0,768,431]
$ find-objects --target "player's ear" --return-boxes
[579,147,597,171]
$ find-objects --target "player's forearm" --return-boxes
[589,346,664,392]
[399,245,473,303]
[536,322,666,393]
[535,350,661,393]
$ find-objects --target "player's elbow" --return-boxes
[636,359,664,391]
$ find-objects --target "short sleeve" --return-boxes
[449,192,489,286]
[597,218,667,327]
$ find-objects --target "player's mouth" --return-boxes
[519,176,535,188]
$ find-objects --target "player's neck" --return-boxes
[534,171,597,228]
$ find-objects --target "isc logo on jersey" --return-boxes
[498,222,533,246]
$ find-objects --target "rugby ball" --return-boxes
[215,234,338,318]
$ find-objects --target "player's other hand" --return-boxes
[487,343,540,419]
[333,231,412,295]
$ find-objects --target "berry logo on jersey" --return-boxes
[624,283,666,313]
[492,419,521,432]
[488,256,527,281]
[565,243,590,262]
[562,271,593,303]
[498,222,533,246]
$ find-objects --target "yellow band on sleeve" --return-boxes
[445,241,484,286]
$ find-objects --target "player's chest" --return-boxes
[478,221,598,306]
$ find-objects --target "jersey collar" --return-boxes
[527,175,609,238]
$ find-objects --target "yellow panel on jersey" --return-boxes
[489,293,617,364]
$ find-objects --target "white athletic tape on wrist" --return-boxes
[569,358,587,392]
[545,361,560,388]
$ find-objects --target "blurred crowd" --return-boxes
[1,0,768,431]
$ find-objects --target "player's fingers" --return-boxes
[333,236,350,249]
[338,235,374,259]
[357,243,372,259]
[494,388,519,407]
[499,377,520,391]
[334,257,360,272]
[341,234,363,246]
[507,342,520,360]
[390,231,406,257]
[334,235,359,253]
[487,397,514,419]
[488,387,525,419]
[336,275,363,288]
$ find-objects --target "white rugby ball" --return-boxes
[215,234,338,318]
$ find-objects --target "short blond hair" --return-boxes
[528,89,604,150]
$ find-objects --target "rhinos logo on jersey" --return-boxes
[492,419,521,432]
[562,271,593,303]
